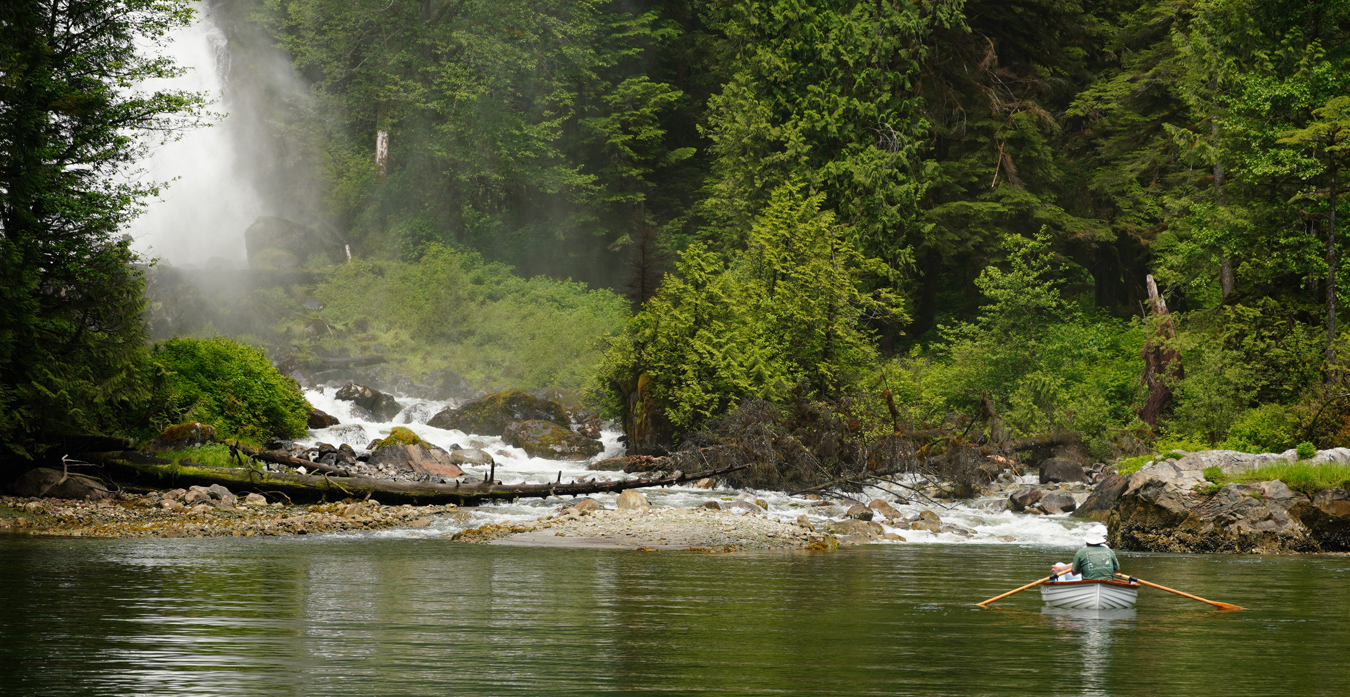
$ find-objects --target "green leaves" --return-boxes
[599,182,900,437]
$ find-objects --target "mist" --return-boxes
[126,6,259,268]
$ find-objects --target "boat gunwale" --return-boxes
[1045,579,1139,589]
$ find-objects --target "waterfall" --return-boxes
[126,4,261,268]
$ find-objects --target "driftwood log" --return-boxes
[80,451,751,506]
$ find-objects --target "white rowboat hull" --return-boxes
[1040,580,1138,610]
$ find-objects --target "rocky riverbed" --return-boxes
[0,486,466,538]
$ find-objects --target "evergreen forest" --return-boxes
[4,0,1350,474]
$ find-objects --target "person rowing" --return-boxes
[1048,561,1080,582]
[1062,529,1118,581]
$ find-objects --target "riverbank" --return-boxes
[0,490,465,538]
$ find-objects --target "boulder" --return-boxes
[692,478,716,489]
[1288,488,1350,550]
[1008,488,1044,512]
[207,484,237,508]
[725,500,762,515]
[369,429,463,477]
[867,499,902,520]
[1040,458,1086,484]
[700,501,722,511]
[1110,473,1318,553]
[616,490,651,510]
[917,510,941,524]
[845,504,874,521]
[426,389,569,436]
[184,486,213,505]
[8,468,110,501]
[1072,474,1128,522]
[308,408,340,429]
[450,448,494,467]
[909,520,943,533]
[150,422,215,451]
[243,493,268,506]
[571,498,604,513]
[1038,492,1077,514]
[503,420,604,460]
[335,382,403,422]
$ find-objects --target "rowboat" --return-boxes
[1040,579,1139,610]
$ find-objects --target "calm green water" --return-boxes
[0,536,1344,696]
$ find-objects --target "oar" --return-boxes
[976,570,1063,607]
[1116,573,1244,611]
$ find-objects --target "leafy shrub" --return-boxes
[1297,441,1317,460]
[1116,454,1153,476]
[152,337,310,442]
[1222,404,1298,453]
[1203,465,1227,483]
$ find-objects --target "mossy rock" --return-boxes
[149,422,216,451]
[427,389,570,436]
[373,427,424,450]
[502,420,603,460]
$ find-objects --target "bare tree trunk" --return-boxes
[1140,275,1183,427]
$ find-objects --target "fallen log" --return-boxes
[228,442,352,477]
[81,451,752,506]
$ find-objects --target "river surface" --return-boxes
[2,536,1346,696]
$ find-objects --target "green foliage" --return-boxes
[1116,455,1153,476]
[0,0,203,461]
[889,232,1143,459]
[307,244,628,391]
[1223,404,1299,453]
[157,443,245,469]
[598,183,899,436]
[1298,441,1318,460]
[1233,462,1350,495]
[1203,466,1227,484]
[151,337,310,442]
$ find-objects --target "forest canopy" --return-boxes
[5,0,1350,470]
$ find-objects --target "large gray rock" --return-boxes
[450,448,494,467]
[1008,488,1044,512]
[335,382,402,422]
[1040,458,1086,484]
[502,420,604,460]
[1038,492,1077,514]
[829,519,884,537]
[8,468,110,500]
[369,443,464,478]
[427,389,569,436]
[725,500,763,515]
[845,504,874,521]
[308,408,339,429]
[1072,474,1128,522]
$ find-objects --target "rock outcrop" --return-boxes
[335,382,403,422]
[1090,450,1350,553]
[8,468,111,501]
[502,420,604,460]
[427,389,570,436]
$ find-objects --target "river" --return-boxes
[1,535,1346,696]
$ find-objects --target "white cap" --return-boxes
[1084,530,1107,545]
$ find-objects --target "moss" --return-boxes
[157,443,242,469]
[151,337,311,442]
[374,426,423,450]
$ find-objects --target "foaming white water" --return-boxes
[127,4,259,266]
[298,387,1097,551]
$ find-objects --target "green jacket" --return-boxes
[1071,545,1119,580]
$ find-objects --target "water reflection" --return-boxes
[1,538,1348,696]
[1041,607,1135,696]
